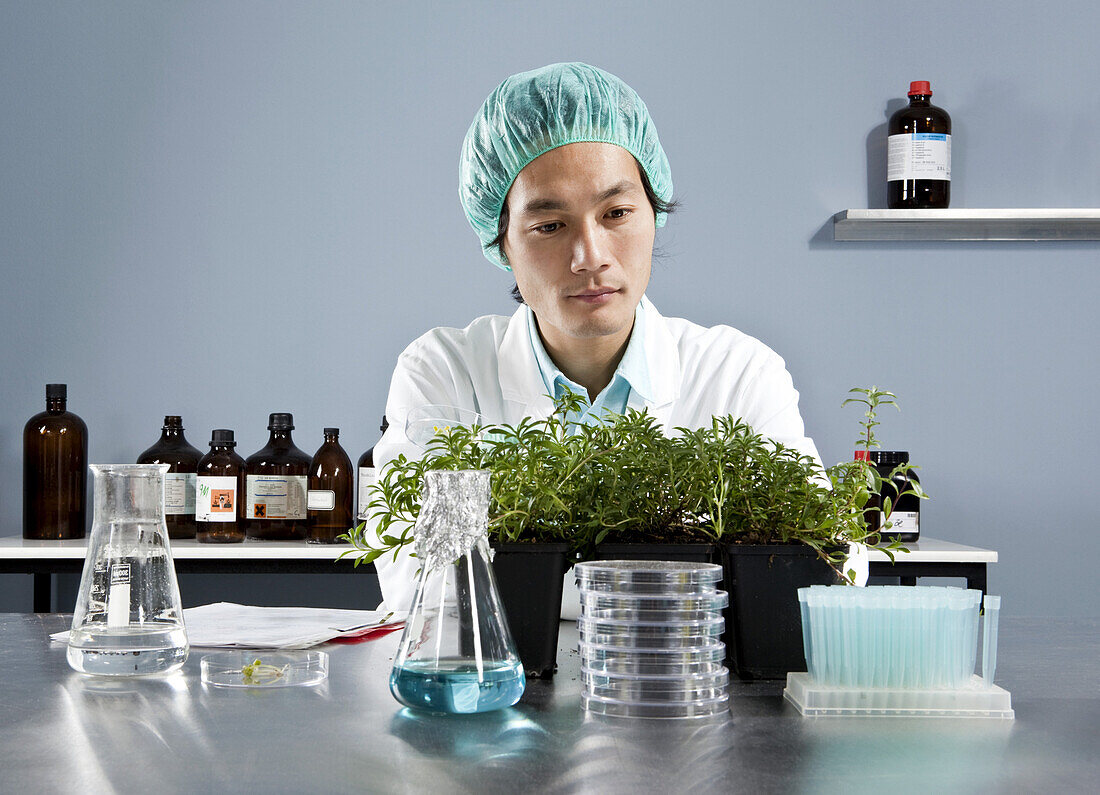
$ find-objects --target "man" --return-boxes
[371,63,823,610]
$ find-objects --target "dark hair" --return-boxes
[493,161,679,304]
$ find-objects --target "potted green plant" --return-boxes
[343,388,921,682]
[572,409,717,564]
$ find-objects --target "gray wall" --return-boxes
[2,1,1097,618]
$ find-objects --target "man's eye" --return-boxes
[534,222,560,234]
[607,208,631,219]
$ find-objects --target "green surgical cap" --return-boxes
[459,62,673,270]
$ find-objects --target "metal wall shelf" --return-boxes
[832,209,1100,241]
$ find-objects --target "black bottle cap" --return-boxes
[268,413,294,431]
[324,427,340,436]
[163,415,184,429]
[871,450,910,467]
[211,429,236,446]
[46,384,67,400]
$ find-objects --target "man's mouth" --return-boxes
[569,287,619,304]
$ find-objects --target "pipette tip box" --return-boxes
[784,672,1014,719]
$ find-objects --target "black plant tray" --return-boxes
[490,542,570,679]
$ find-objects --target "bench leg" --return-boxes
[33,573,52,613]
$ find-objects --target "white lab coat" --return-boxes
[370,295,836,612]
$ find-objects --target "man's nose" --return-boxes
[570,219,610,273]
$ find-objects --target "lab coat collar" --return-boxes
[627,295,680,432]
[497,295,680,423]
[633,295,680,407]
[498,305,555,418]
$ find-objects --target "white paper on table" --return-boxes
[50,602,406,649]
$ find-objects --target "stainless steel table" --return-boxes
[1,614,1096,793]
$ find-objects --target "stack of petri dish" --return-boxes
[574,560,730,719]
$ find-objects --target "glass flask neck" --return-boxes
[46,398,66,414]
[90,464,171,524]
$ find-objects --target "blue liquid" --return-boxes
[390,658,525,713]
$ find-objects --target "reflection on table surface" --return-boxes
[1,614,1097,793]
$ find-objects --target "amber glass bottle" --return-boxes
[137,415,202,539]
[196,429,246,543]
[871,450,921,542]
[244,413,311,540]
[357,416,388,526]
[307,428,354,544]
[24,384,88,539]
[887,81,951,209]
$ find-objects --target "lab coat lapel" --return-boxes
[628,296,681,434]
[497,304,555,423]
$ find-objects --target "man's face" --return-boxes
[502,142,655,354]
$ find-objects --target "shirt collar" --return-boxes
[525,301,654,403]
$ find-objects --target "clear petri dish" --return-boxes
[580,644,728,676]
[578,589,729,612]
[577,616,724,649]
[579,604,726,623]
[581,668,729,702]
[201,651,329,688]
[581,690,730,719]
[575,560,723,594]
[404,405,483,451]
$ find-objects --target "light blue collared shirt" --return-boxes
[526,303,653,429]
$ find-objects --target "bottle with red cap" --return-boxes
[887,80,951,209]
[870,451,921,542]
[854,449,881,538]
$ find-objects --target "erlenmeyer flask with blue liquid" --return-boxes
[389,469,525,713]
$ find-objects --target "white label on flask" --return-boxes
[887,133,951,181]
[882,511,920,535]
[246,474,307,520]
[307,490,336,511]
[164,472,196,515]
[357,466,378,520]
[196,476,237,522]
[107,563,131,628]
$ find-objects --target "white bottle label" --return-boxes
[307,490,336,511]
[164,472,196,515]
[887,133,951,181]
[196,476,238,522]
[881,511,920,535]
[107,563,131,628]
[246,474,307,520]
[357,466,378,521]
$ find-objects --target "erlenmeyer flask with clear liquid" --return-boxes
[389,470,525,713]
[67,464,189,676]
